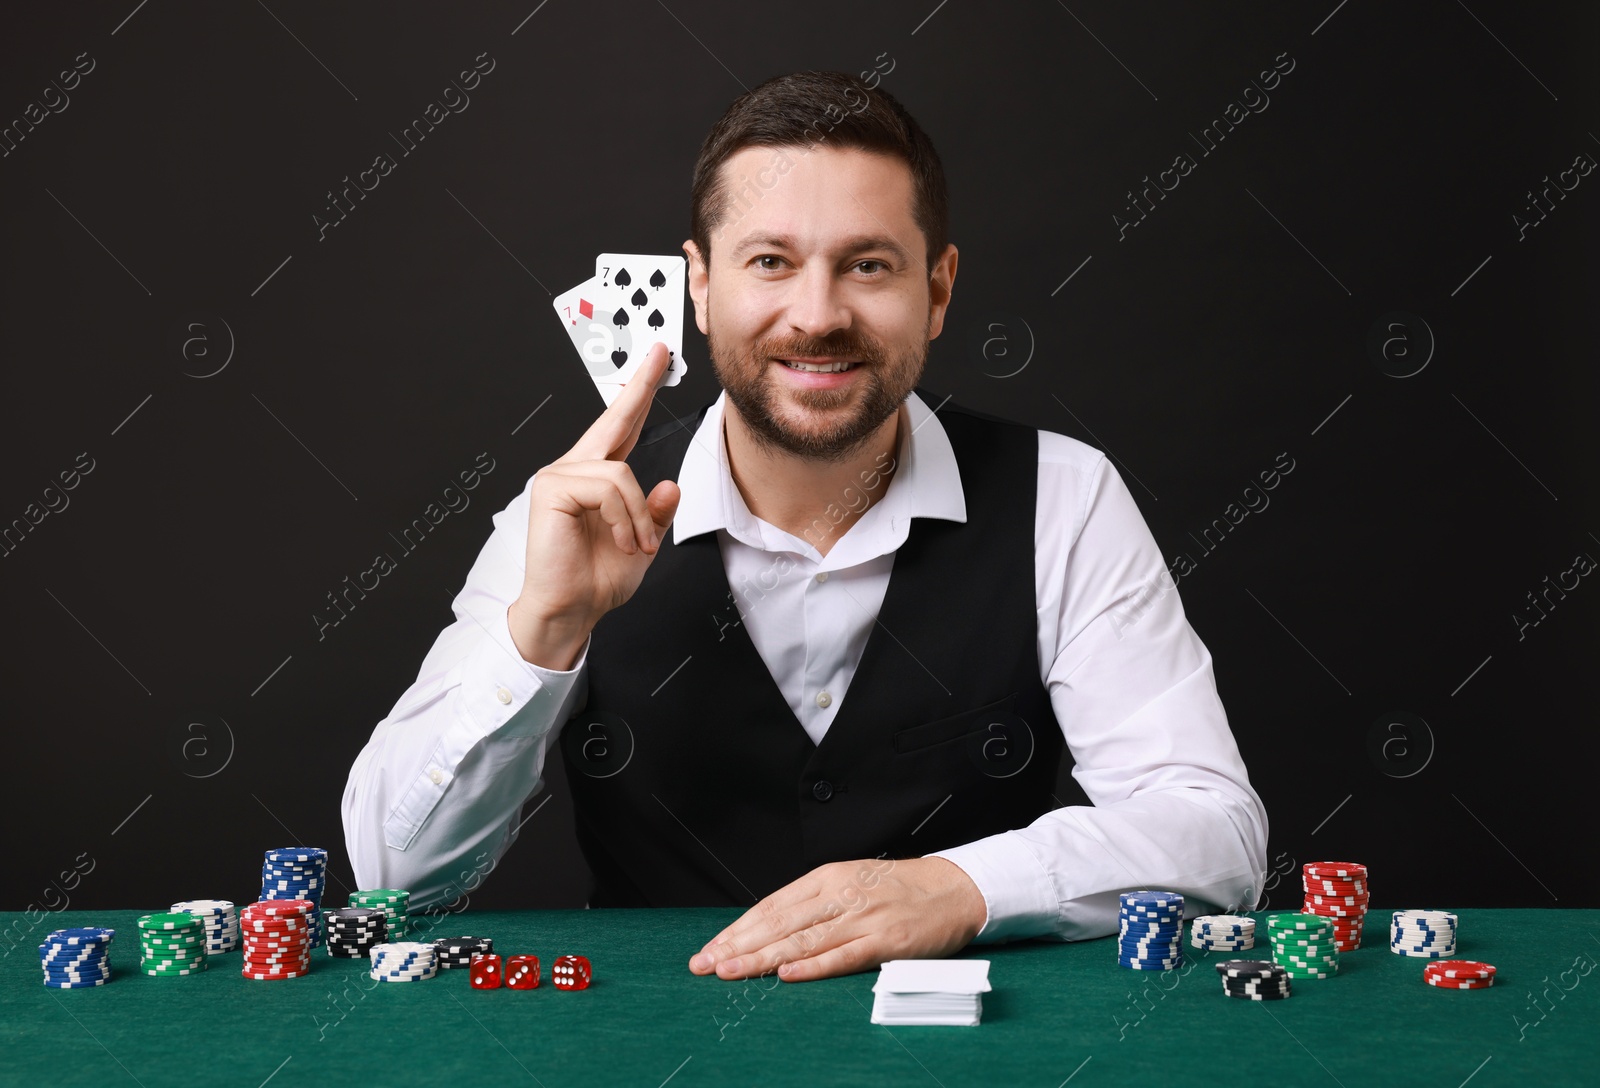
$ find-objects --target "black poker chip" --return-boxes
[433,936,492,968]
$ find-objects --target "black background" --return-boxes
[2,1,1594,918]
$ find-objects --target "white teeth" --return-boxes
[781,359,856,373]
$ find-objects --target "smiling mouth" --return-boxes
[777,358,860,373]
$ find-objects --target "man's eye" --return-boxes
[856,260,886,275]
[756,256,783,270]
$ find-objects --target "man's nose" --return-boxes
[785,264,851,339]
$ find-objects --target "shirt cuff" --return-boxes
[927,833,1059,944]
[455,607,588,740]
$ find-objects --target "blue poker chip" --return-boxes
[1121,891,1185,907]
[40,941,109,956]
[43,928,116,946]
[39,953,109,966]
[43,977,110,989]
[41,947,111,964]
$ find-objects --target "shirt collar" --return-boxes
[671,389,967,565]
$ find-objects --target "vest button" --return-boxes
[811,779,834,802]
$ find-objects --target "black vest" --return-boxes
[560,389,1067,907]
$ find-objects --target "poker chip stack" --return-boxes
[324,907,388,958]
[1390,910,1458,959]
[241,898,313,980]
[138,912,208,977]
[1214,959,1292,1000]
[40,927,115,989]
[350,889,410,940]
[260,848,329,949]
[1190,915,1255,952]
[1117,890,1185,970]
[1301,861,1369,952]
[1423,959,1495,990]
[171,899,239,955]
[433,936,493,969]
[369,941,437,982]
[1267,913,1339,979]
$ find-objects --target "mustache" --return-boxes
[758,334,884,363]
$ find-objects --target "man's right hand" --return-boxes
[507,343,682,670]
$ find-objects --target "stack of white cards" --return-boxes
[551,252,689,406]
[870,959,992,1026]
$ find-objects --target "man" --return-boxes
[343,71,1268,983]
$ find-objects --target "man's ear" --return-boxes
[926,243,958,342]
[683,239,709,336]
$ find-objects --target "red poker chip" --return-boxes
[242,900,313,918]
[244,958,311,970]
[240,916,309,928]
[1303,862,1367,879]
[242,968,307,980]
[1424,960,1496,980]
[1425,976,1493,989]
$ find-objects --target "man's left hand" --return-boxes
[687,857,988,982]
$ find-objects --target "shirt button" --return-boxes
[428,768,443,785]
[812,779,834,802]
[815,572,828,583]
[496,687,512,704]
[815,690,832,708]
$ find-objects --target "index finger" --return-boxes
[561,343,672,464]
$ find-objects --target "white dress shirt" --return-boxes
[342,390,1269,942]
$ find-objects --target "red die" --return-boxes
[469,952,502,990]
[552,954,591,991]
[506,955,541,990]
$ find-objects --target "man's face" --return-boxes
[685,146,957,462]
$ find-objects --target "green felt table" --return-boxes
[3,908,1595,1087]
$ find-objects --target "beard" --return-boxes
[707,306,930,463]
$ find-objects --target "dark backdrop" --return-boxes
[3,1,1594,918]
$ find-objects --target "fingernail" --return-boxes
[721,958,741,974]
[690,953,711,971]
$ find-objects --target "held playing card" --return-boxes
[594,252,688,385]
[551,252,689,405]
[551,275,639,389]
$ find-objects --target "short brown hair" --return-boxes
[689,71,949,275]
